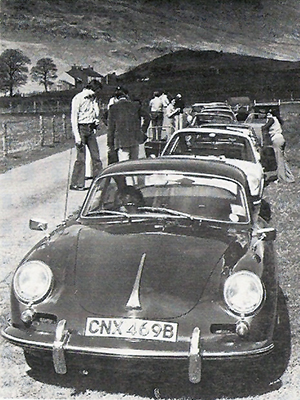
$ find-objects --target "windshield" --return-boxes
[162,132,256,162]
[81,172,250,223]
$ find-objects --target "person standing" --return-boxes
[159,90,170,138]
[102,86,128,127]
[166,98,181,138]
[107,89,149,162]
[174,93,185,130]
[262,111,295,183]
[70,79,103,191]
[149,91,164,140]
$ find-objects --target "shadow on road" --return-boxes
[27,288,291,399]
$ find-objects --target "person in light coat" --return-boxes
[165,98,181,138]
[262,111,295,183]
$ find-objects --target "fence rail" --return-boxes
[0,100,71,116]
[1,114,72,157]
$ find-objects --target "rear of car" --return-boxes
[161,128,264,203]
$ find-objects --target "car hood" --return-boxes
[73,224,230,319]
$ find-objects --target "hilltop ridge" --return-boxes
[1,0,300,93]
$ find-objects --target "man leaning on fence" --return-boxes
[70,79,103,191]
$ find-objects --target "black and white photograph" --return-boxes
[0,1,299,399]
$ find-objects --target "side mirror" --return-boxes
[256,227,276,242]
[29,218,48,232]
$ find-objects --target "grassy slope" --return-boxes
[117,50,300,104]
[1,0,300,90]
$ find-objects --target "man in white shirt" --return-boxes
[149,91,164,140]
[70,79,103,190]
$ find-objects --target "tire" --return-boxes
[248,288,291,385]
[269,288,291,380]
[24,350,55,372]
[259,198,272,222]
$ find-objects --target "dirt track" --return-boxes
[0,136,299,400]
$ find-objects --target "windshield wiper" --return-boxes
[86,209,130,218]
[138,206,197,221]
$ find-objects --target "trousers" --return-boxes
[71,124,102,188]
[272,136,295,183]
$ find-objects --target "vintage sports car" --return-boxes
[200,123,261,147]
[191,112,235,127]
[200,123,278,182]
[190,102,230,115]
[2,158,279,385]
[161,127,265,205]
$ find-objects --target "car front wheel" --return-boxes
[24,350,55,372]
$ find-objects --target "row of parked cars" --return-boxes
[2,100,284,389]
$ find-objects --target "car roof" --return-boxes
[194,112,235,120]
[175,126,251,139]
[101,157,249,188]
[201,123,253,131]
[192,102,228,107]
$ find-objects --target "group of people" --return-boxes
[149,91,186,140]
[69,80,295,190]
[69,81,151,190]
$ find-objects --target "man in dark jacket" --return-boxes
[107,89,150,161]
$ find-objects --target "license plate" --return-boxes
[85,317,178,342]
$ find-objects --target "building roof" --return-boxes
[66,65,103,80]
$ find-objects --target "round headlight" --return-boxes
[224,270,263,315]
[13,261,53,304]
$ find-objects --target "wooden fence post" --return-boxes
[62,114,67,139]
[39,115,45,146]
[52,115,57,144]
[2,123,8,157]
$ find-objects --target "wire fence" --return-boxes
[1,114,72,157]
[0,99,71,116]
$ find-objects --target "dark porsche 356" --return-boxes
[2,158,281,384]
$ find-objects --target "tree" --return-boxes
[0,49,31,96]
[30,58,58,92]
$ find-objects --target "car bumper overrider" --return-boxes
[2,320,274,384]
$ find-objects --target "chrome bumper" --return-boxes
[2,321,274,384]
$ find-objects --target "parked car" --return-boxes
[200,109,237,121]
[161,127,264,204]
[200,122,277,182]
[200,123,260,147]
[2,158,280,385]
[191,112,236,126]
[253,102,281,119]
[191,102,229,115]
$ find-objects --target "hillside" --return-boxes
[1,0,300,93]
[117,49,300,103]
